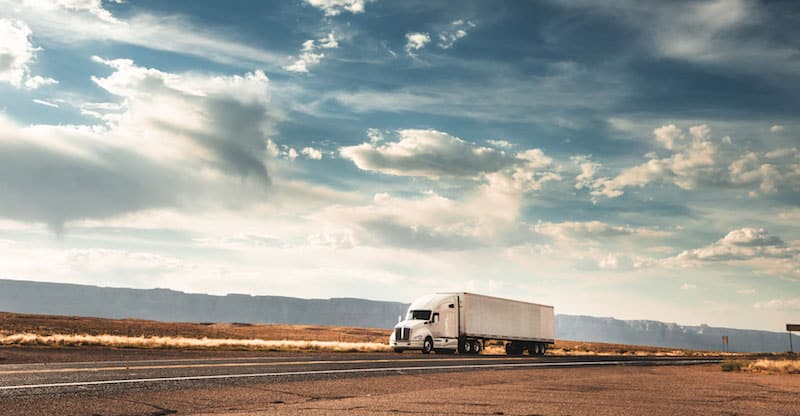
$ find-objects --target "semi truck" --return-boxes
[390,292,554,355]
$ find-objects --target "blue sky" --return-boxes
[0,0,798,331]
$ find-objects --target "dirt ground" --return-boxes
[2,364,797,416]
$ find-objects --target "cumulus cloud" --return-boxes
[0,58,283,230]
[591,124,719,198]
[339,129,562,194]
[769,124,784,133]
[571,155,600,191]
[0,18,57,88]
[672,228,796,262]
[437,20,476,49]
[405,32,430,56]
[285,32,339,73]
[728,148,800,195]
[305,0,368,16]
[301,147,323,160]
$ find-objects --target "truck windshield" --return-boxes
[407,310,431,321]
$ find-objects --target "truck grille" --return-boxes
[395,327,410,340]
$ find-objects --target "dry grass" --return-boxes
[746,359,800,374]
[0,312,390,343]
[0,311,730,356]
[482,339,721,357]
[0,333,391,352]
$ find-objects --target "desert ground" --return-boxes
[1,311,797,416]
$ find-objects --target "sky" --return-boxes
[0,0,798,332]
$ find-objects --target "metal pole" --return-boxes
[791,330,794,353]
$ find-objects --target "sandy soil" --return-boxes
[2,364,797,416]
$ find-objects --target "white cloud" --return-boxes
[769,124,785,133]
[0,58,289,230]
[571,155,600,191]
[32,98,58,108]
[591,124,718,198]
[551,0,800,76]
[0,18,57,89]
[285,32,339,73]
[673,228,795,263]
[663,228,800,283]
[680,282,696,290]
[437,20,475,49]
[305,0,368,16]
[405,32,430,56]
[534,221,671,241]
[754,298,800,311]
[339,129,563,192]
[302,147,323,160]
[737,288,757,295]
[2,1,285,69]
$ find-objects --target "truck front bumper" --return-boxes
[390,339,424,349]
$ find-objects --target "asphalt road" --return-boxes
[0,352,720,396]
[16,352,800,416]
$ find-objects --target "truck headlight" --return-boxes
[412,334,424,340]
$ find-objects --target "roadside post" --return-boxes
[722,336,729,353]
[788,324,799,353]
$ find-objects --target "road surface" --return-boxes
[3,352,796,415]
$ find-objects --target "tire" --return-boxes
[472,341,482,354]
[505,342,522,356]
[463,340,473,353]
[422,337,433,354]
[393,348,404,353]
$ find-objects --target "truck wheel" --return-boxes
[393,348,404,353]
[422,337,433,354]
[463,340,473,353]
[472,341,482,354]
[505,342,522,356]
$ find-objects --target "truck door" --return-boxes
[440,296,458,339]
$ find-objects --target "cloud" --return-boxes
[534,221,671,241]
[2,1,285,69]
[285,32,339,73]
[550,0,800,76]
[301,147,323,160]
[0,18,57,88]
[680,282,696,290]
[591,124,719,198]
[754,298,800,311]
[672,228,796,262]
[437,20,476,49]
[405,32,430,56]
[769,124,785,133]
[32,98,58,108]
[0,58,284,230]
[571,155,600,191]
[340,129,510,179]
[305,0,368,16]
[339,129,563,191]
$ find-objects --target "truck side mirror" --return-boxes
[398,315,402,323]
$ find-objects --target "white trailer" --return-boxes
[389,292,554,355]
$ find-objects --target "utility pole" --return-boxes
[722,335,729,353]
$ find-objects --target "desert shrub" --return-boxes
[721,360,747,372]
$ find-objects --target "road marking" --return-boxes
[0,359,721,391]
[0,356,719,375]
[0,357,554,375]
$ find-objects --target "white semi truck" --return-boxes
[390,292,554,355]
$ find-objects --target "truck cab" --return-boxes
[390,293,459,354]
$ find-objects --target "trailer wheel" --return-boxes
[472,341,482,354]
[393,348,404,353]
[422,337,433,354]
[463,340,473,353]
[505,342,523,356]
